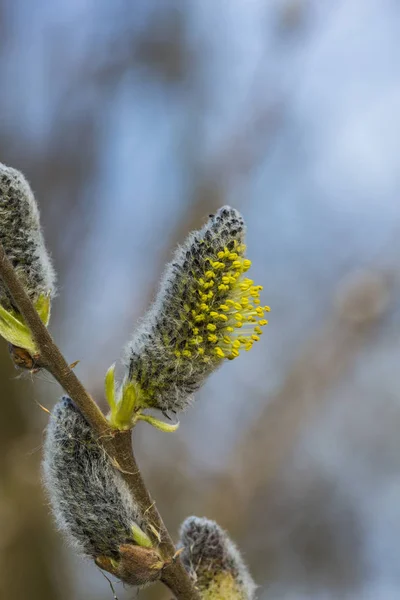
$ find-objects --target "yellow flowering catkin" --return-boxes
[121,206,269,414]
[179,516,256,600]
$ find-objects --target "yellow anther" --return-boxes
[217,251,225,259]
[234,313,244,321]
[232,340,241,349]
[193,327,199,335]
[207,324,217,332]
[235,322,243,328]
[198,278,205,286]
[264,305,271,312]
[218,314,228,321]
[232,260,242,269]
[218,284,229,291]
[198,348,205,355]
[259,319,268,326]
[195,315,205,322]
[210,311,219,318]
[228,252,238,260]
[219,304,230,312]
[254,326,262,334]
[199,303,209,311]
[208,334,218,343]
[225,326,235,332]
[182,350,192,357]
[256,307,264,316]
[215,347,225,358]
[175,350,181,357]
[251,335,260,342]
[222,276,230,284]
[226,299,235,306]
[245,343,253,351]
[243,259,251,270]
[205,270,215,278]
[223,336,231,344]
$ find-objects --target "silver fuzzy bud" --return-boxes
[179,516,256,600]
[42,397,150,560]
[0,163,56,309]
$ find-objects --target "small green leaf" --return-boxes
[0,294,51,353]
[131,522,153,548]
[0,304,36,353]
[35,294,51,326]
[109,380,138,430]
[136,413,180,433]
[104,363,116,412]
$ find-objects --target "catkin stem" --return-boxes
[0,242,200,600]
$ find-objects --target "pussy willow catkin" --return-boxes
[180,516,256,600]
[0,163,55,309]
[120,206,269,416]
[43,398,150,558]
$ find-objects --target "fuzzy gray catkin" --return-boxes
[0,163,56,309]
[42,397,148,559]
[179,516,256,600]
[121,206,269,414]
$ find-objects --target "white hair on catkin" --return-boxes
[179,516,257,600]
[0,163,56,309]
[42,397,146,558]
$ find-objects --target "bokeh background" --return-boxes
[1,0,400,598]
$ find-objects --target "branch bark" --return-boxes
[0,242,200,600]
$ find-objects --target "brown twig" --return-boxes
[0,242,200,600]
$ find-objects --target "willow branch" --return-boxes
[0,242,200,600]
